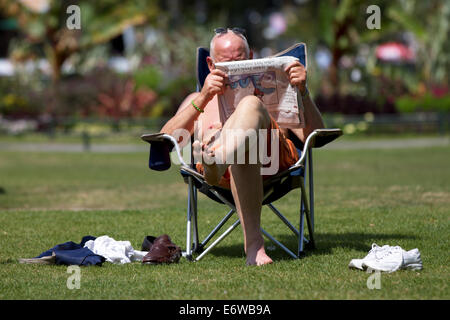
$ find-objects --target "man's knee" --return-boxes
[236,95,264,112]
[235,96,270,127]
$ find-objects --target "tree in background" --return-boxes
[0,0,159,83]
[1,0,448,118]
[280,0,449,115]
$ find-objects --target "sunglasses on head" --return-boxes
[214,27,246,36]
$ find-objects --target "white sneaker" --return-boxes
[349,244,423,272]
[401,248,423,270]
[348,243,391,270]
[362,245,404,273]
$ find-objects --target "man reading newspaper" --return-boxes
[215,55,305,129]
[160,28,324,266]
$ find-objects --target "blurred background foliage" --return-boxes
[0,0,449,136]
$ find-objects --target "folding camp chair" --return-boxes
[141,43,342,262]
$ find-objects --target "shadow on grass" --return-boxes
[207,232,417,261]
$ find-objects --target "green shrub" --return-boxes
[395,94,450,113]
[133,65,163,90]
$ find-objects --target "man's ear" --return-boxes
[249,49,253,60]
[206,56,215,71]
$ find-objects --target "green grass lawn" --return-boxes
[0,142,449,300]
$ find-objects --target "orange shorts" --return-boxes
[196,118,299,189]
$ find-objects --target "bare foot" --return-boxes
[245,238,273,266]
[202,144,228,186]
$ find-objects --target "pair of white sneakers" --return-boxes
[349,243,423,273]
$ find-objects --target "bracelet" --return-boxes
[191,100,204,113]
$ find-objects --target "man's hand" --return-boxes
[200,69,228,104]
[285,61,307,95]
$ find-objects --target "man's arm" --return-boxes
[285,61,325,142]
[290,90,325,142]
[160,69,227,137]
[160,92,202,137]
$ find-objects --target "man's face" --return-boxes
[214,36,248,62]
[208,32,251,70]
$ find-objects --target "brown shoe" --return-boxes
[142,234,181,264]
[141,235,157,251]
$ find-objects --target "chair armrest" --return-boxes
[141,133,188,171]
[291,128,343,168]
[309,128,343,148]
[141,133,175,149]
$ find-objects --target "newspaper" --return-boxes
[215,56,305,129]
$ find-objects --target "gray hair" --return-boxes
[209,30,250,61]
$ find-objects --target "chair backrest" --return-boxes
[196,43,307,91]
[196,47,211,91]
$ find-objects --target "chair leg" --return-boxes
[195,219,241,262]
[299,188,306,257]
[185,184,239,261]
[261,227,298,259]
[300,178,315,251]
[185,176,199,260]
[184,163,317,261]
[267,203,299,236]
[308,148,314,233]
[191,184,201,253]
[200,209,235,249]
[298,176,316,257]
